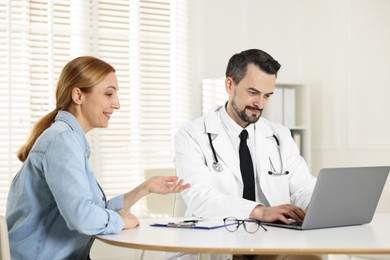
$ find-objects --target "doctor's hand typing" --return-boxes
[249,204,306,224]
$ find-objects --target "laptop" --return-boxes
[263,166,390,230]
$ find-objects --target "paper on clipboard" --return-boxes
[150,219,228,230]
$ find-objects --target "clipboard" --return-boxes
[150,219,228,230]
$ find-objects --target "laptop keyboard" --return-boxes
[270,220,303,229]
[290,221,303,227]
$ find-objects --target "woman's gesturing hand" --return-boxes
[145,176,190,195]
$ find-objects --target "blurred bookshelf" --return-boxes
[263,83,311,169]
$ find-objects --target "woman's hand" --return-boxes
[118,209,140,229]
[123,176,190,209]
[145,176,190,195]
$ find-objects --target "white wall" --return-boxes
[192,0,390,211]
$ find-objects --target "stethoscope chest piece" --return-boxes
[212,162,224,172]
[208,133,224,172]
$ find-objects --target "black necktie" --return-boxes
[239,129,255,201]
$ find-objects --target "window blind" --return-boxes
[0,1,31,215]
[202,77,227,115]
[0,0,192,217]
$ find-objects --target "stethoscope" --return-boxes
[208,133,224,172]
[207,133,289,175]
[267,134,289,175]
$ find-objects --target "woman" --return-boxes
[6,56,189,259]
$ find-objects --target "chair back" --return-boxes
[0,215,11,260]
[144,168,176,217]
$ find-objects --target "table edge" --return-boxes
[96,236,390,255]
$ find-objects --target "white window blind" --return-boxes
[0,1,31,216]
[201,77,227,115]
[0,0,192,217]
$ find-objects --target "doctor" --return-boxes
[174,49,317,225]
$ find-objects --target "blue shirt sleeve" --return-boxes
[107,194,125,211]
[42,131,124,235]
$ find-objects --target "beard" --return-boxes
[231,99,262,125]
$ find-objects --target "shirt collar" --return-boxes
[55,110,91,157]
[220,103,255,139]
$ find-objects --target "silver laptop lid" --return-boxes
[302,166,390,230]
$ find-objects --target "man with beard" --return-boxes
[174,49,319,260]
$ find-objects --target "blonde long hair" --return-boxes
[17,56,115,162]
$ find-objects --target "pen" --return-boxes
[182,220,198,223]
[182,219,203,223]
[167,222,196,227]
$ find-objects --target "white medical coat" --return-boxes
[174,106,316,219]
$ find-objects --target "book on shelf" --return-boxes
[291,129,303,156]
[283,88,296,128]
[265,87,296,127]
[266,87,283,124]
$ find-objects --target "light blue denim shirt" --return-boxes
[6,111,125,260]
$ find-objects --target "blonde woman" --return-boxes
[6,56,189,259]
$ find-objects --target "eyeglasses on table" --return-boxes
[223,217,268,233]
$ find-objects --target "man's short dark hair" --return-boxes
[225,49,281,84]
